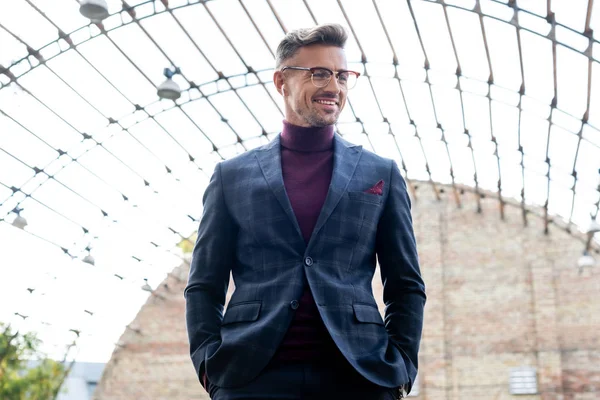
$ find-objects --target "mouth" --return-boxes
[313,99,339,107]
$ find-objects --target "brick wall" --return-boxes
[405,185,599,399]
[94,183,599,400]
[92,264,209,400]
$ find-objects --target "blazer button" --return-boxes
[290,300,299,310]
[304,256,314,267]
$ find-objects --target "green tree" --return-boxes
[178,232,197,254]
[0,323,66,400]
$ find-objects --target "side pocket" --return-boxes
[221,301,261,326]
[353,303,384,325]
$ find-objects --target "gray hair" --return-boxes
[275,23,348,68]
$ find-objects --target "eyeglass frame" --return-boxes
[280,66,360,89]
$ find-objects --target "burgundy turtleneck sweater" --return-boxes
[271,120,340,364]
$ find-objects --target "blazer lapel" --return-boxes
[307,134,362,249]
[255,135,304,242]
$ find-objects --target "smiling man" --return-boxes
[185,23,426,400]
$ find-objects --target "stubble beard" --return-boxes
[297,103,340,128]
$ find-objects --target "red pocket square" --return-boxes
[364,180,384,195]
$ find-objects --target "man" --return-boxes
[185,23,426,400]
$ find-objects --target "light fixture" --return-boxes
[141,278,165,299]
[79,0,109,21]
[12,215,27,229]
[141,278,153,292]
[577,251,596,269]
[82,254,95,265]
[588,219,600,235]
[157,67,181,100]
[82,246,95,265]
[12,207,27,229]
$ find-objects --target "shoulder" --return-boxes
[218,147,259,169]
[359,147,394,169]
[216,137,276,178]
[337,135,393,169]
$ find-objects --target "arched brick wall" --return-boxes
[91,263,208,399]
[94,184,599,400]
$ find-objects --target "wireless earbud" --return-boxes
[282,84,286,95]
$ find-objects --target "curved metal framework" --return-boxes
[0,0,599,362]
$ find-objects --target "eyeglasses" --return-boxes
[281,66,360,90]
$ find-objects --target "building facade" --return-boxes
[94,184,600,399]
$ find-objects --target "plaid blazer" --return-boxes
[185,134,426,393]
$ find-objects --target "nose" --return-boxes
[325,73,342,94]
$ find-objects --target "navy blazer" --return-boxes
[185,134,426,392]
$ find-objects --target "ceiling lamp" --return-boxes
[82,245,95,265]
[82,254,95,265]
[79,0,109,21]
[157,67,181,100]
[577,251,596,269]
[141,278,153,292]
[12,207,27,229]
[141,278,165,299]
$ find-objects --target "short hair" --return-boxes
[275,23,348,68]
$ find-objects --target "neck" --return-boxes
[280,120,334,152]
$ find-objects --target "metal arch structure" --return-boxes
[0,0,599,361]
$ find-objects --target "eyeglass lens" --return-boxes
[311,68,357,89]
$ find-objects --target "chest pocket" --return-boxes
[347,190,384,227]
[318,191,384,247]
[347,191,383,205]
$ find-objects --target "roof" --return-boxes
[0,0,598,362]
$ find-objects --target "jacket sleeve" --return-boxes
[184,162,237,386]
[376,159,426,394]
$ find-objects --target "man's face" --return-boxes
[275,45,348,127]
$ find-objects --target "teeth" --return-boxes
[315,100,336,105]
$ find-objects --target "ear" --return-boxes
[273,70,285,96]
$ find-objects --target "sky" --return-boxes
[0,0,599,363]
